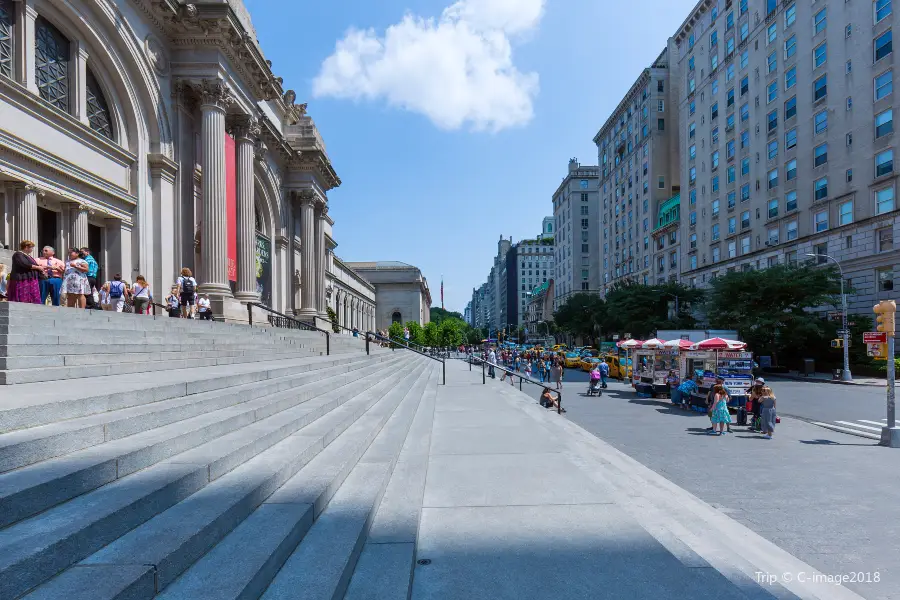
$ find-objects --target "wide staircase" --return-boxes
[0,301,438,599]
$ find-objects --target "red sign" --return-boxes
[225,133,237,282]
[864,332,888,344]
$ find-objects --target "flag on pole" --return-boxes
[440,274,444,309]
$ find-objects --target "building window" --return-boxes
[392,311,402,323]
[741,210,751,229]
[658,118,665,131]
[35,17,71,112]
[768,198,779,218]
[784,96,796,120]
[768,22,777,44]
[768,168,779,189]
[711,103,719,120]
[785,159,797,181]
[847,168,853,182]
[86,70,114,140]
[814,110,827,134]
[785,2,796,26]
[814,143,828,167]
[813,75,827,101]
[815,210,829,232]
[785,34,797,59]
[712,224,720,241]
[741,183,750,202]
[741,236,751,255]
[728,191,736,208]
[875,30,893,63]
[768,227,779,245]
[741,158,750,176]
[878,268,895,292]
[847,132,853,146]
[767,80,778,103]
[786,191,798,212]
[876,108,893,137]
[767,110,778,132]
[814,8,827,35]
[728,241,737,258]
[875,70,893,100]
[767,139,778,160]
[712,199,720,216]
[787,220,798,240]
[767,51,777,74]
[712,247,721,262]
[839,200,853,226]
[815,177,828,200]
[876,149,894,177]
[741,102,749,122]
[878,227,894,252]
[876,0,893,23]
[728,217,737,234]
[0,0,12,78]
[876,186,895,214]
[813,43,827,68]
[740,76,749,96]
[658,176,665,189]
[847,60,853,74]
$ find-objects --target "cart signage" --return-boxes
[864,332,888,344]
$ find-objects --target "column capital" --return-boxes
[229,115,262,143]
[23,183,44,197]
[148,153,179,183]
[197,79,235,111]
[298,189,317,206]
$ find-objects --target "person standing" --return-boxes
[599,357,610,388]
[62,248,90,309]
[165,287,180,317]
[106,274,128,312]
[38,246,65,306]
[8,241,44,303]
[131,275,151,315]
[551,358,563,390]
[488,347,497,379]
[80,247,99,309]
[197,294,212,320]
[708,384,731,436]
[759,386,777,439]
[176,268,197,319]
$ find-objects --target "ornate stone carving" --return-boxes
[183,3,198,19]
[145,35,168,75]
[23,184,45,197]
[198,80,235,110]
[283,90,296,105]
[230,116,262,142]
[298,189,316,204]
[254,138,268,162]
[325,284,333,299]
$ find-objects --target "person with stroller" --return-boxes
[598,357,610,388]
[587,364,603,396]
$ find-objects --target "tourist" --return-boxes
[8,241,43,303]
[708,384,731,436]
[0,263,7,300]
[63,248,90,309]
[748,378,766,432]
[98,282,114,311]
[674,376,699,409]
[80,247,99,309]
[706,376,733,433]
[488,347,497,378]
[131,275,151,315]
[759,386,777,439]
[551,359,563,390]
[598,357,610,388]
[165,287,180,317]
[38,246,65,306]
[539,387,565,413]
[106,274,128,312]
[197,294,212,320]
[176,268,197,318]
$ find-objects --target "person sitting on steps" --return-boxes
[540,387,565,412]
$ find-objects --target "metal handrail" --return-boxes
[366,331,446,385]
[469,355,564,414]
[247,302,330,356]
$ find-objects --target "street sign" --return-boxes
[837,329,849,335]
[624,332,631,338]
[864,332,888,344]
[612,334,620,340]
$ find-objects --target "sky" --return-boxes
[244,0,699,313]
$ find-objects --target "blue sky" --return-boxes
[245,0,698,313]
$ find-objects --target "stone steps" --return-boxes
[9,359,431,600]
[0,355,406,525]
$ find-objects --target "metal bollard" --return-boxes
[482,360,486,384]
[443,359,446,385]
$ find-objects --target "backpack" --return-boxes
[181,278,195,295]
[109,281,124,299]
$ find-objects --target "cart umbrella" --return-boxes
[641,338,668,349]
[663,339,695,350]
[617,339,643,349]
[689,337,747,351]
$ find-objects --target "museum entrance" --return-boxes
[37,207,56,254]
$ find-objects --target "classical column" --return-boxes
[314,203,327,318]
[232,116,261,302]
[72,204,90,249]
[15,184,40,255]
[14,0,38,93]
[198,80,233,298]
[296,190,317,318]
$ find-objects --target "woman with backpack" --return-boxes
[176,268,197,319]
[106,274,128,312]
[131,275,151,315]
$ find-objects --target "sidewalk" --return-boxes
[767,370,889,387]
[412,361,869,600]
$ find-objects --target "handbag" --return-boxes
[92,288,100,304]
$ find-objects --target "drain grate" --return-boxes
[416,558,432,566]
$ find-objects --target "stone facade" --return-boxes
[0,0,368,322]
[552,159,601,310]
[328,254,376,333]
[343,261,431,331]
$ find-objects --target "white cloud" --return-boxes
[313,0,544,132]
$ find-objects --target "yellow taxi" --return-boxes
[580,357,601,372]
[563,352,582,368]
[605,355,633,380]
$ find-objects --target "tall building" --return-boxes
[594,46,682,294]
[506,225,555,329]
[463,301,472,326]
[674,0,898,308]
[552,159,601,310]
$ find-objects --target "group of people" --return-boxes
[2,241,212,320]
[671,373,778,439]
[479,347,569,389]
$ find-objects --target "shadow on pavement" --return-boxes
[798,438,876,447]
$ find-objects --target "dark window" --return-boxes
[0,0,12,78]
[86,70,113,139]
[391,312,402,323]
[35,17,70,112]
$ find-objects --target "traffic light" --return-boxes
[874,300,897,335]
[831,339,843,349]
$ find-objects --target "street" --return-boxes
[512,369,900,600]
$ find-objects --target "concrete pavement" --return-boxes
[411,361,872,599]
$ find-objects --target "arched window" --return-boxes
[35,17,70,112]
[391,311,402,324]
[86,69,113,139]
[0,0,12,78]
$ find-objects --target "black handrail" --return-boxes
[469,356,564,414]
[247,302,330,356]
[367,331,445,385]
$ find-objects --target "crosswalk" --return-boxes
[810,418,891,440]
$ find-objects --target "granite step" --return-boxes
[13,359,426,600]
[0,355,408,525]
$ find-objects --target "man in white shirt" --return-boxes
[197,294,212,320]
[488,348,497,379]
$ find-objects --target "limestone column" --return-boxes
[15,184,40,255]
[198,80,233,298]
[72,204,90,249]
[314,203,327,318]
[233,117,261,302]
[297,190,317,318]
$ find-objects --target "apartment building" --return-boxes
[552,159,601,310]
[675,0,898,310]
[510,233,555,327]
[594,47,683,295]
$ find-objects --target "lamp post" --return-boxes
[807,253,852,382]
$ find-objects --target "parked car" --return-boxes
[580,357,601,372]
[564,352,582,368]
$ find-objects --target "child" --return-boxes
[759,386,777,439]
[708,384,731,436]
[524,361,532,379]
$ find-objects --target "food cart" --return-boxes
[615,339,642,382]
[631,339,678,397]
[680,338,752,410]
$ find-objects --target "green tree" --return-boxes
[430,307,464,325]
[388,321,404,343]
[423,321,440,347]
[439,319,464,348]
[603,281,704,339]
[405,321,425,346]
[554,293,606,343]
[705,263,840,366]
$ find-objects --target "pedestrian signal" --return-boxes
[874,300,896,335]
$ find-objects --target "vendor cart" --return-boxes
[681,349,753,409]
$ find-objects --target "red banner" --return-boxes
[225,132,237,282]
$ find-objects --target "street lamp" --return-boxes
[807,253,852,382]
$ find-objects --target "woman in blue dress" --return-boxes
[709,384,731,436]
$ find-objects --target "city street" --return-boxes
[512,369,900,600]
